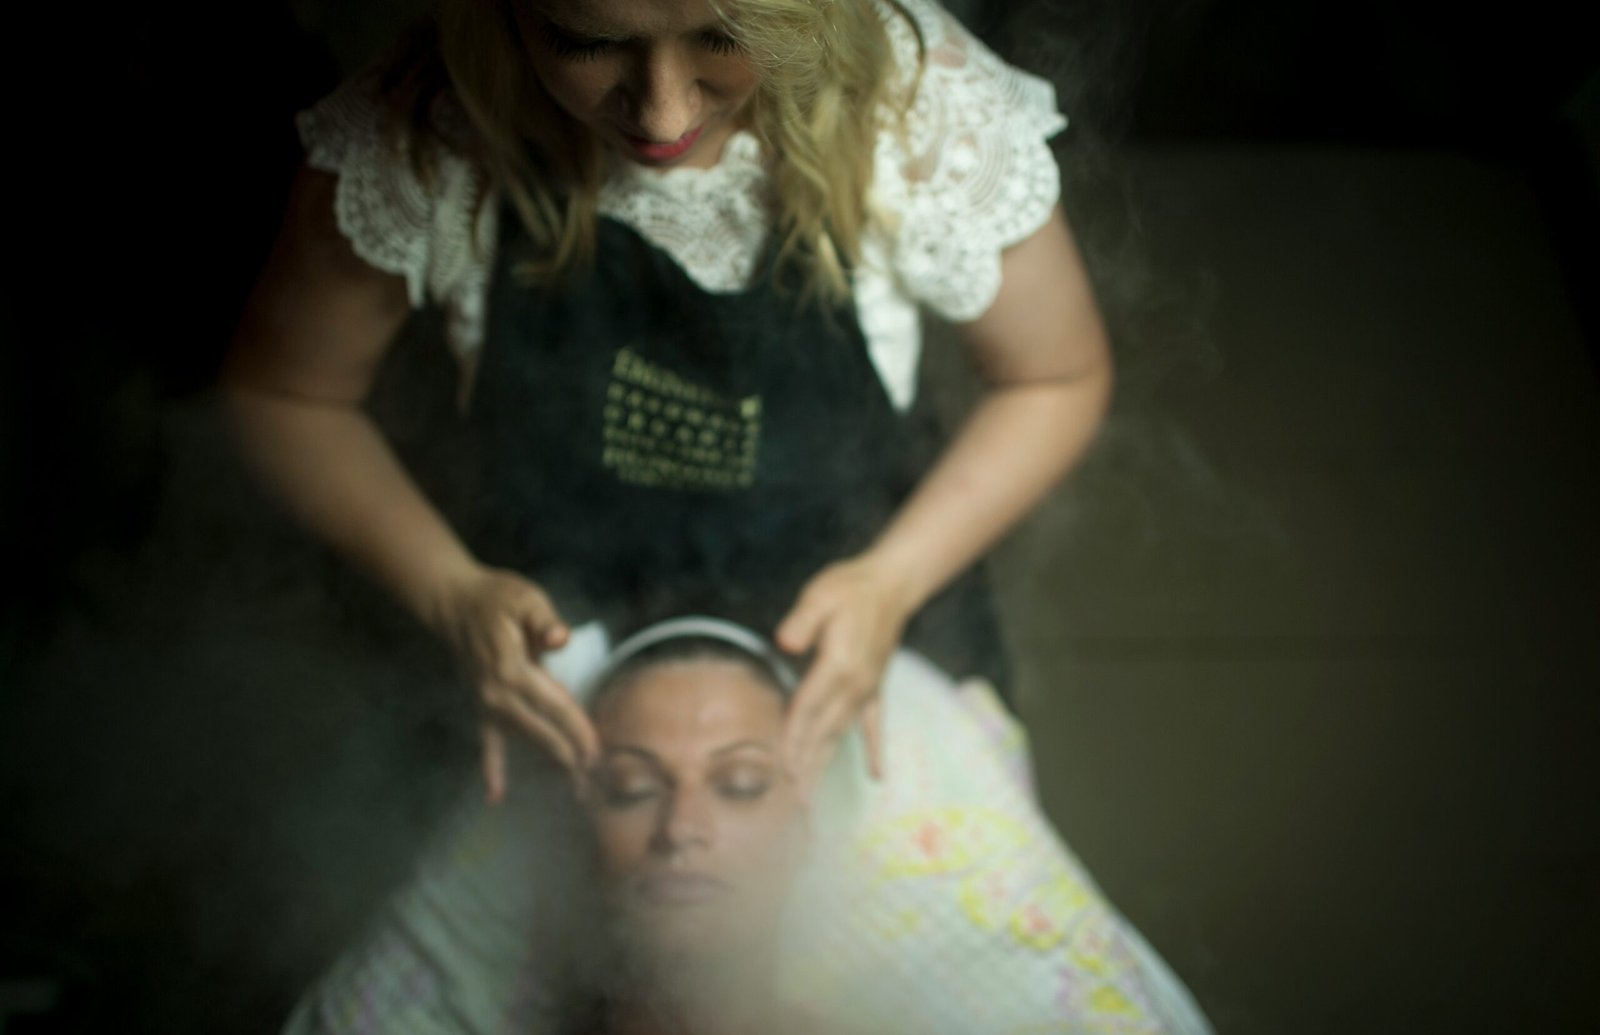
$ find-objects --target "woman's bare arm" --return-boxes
[779,204,1112,780]
[861,202,1112,610]
[220,165,481,623]
[221,166,597,796]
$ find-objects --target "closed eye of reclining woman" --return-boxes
[218,0,1214,1030]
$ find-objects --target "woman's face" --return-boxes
[588,657,806,954]
[519,0,762,169]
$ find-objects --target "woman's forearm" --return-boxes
[222,383,479,628]
[861,202,1114,621]
[863,364,1112,617]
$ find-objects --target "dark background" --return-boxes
[4,1,1597,1031]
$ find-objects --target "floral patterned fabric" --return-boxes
[779,652,1211,1033]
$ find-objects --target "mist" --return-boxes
[4,1,1598,1032]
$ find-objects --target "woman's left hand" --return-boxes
[775,553,916,788]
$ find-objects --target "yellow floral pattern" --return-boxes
[857,806,1028,878]
[775,663,1189,1034]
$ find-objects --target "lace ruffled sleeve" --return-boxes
[871,0,1068,324]
[295,76,497,365]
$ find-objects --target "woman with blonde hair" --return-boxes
[223,0,1208,1030]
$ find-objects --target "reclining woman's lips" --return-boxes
[635,871,730,905]
[623,125,704,164]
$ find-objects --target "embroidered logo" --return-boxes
[601,347,761,491]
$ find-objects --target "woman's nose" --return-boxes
[625,48,700,142]
[656,788,714,852]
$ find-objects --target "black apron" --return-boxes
[463,213,1011,697]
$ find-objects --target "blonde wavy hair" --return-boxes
[385,0,923,306]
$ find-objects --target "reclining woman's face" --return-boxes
[587,655,807,956]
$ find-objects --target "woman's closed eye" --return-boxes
[537,22,744,62]
[715,764,773,801]
[596,769,663,807]
[538,23,619,61]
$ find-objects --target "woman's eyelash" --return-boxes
[540,24,616,60]
[699,32,743,56]
[719,779,770,801]
[598,781,660,806]
[538,23,743,60]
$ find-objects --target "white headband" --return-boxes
[587,615,798,697]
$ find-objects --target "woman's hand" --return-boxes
[423,566,600,804]
[775,553,917,788]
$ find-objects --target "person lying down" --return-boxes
[545,617,1213,1035]
[558,619,826,1034]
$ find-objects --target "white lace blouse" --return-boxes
[294,0,1067,412]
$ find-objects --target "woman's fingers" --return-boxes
[485,615,599,769]
[540,622,571,650]
[513,583,569,651]
[801,676,867,780]
[777,557,909,772]
[775,583,831,656]
[795,733,842,802]
[785,638,890,785]
[481,705,586,804]
[444,569,596,796]
[782,662,832,776]
[781,608,841,762]
[785,648,867,778]
[481,723,507,805]
[859,696,885,781]
[520,660,600,769]
[485,686,577,769]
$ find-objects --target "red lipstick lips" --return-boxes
[623,124,704,164]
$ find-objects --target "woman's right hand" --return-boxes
[423,566,600,804]
[222,167,599,802]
